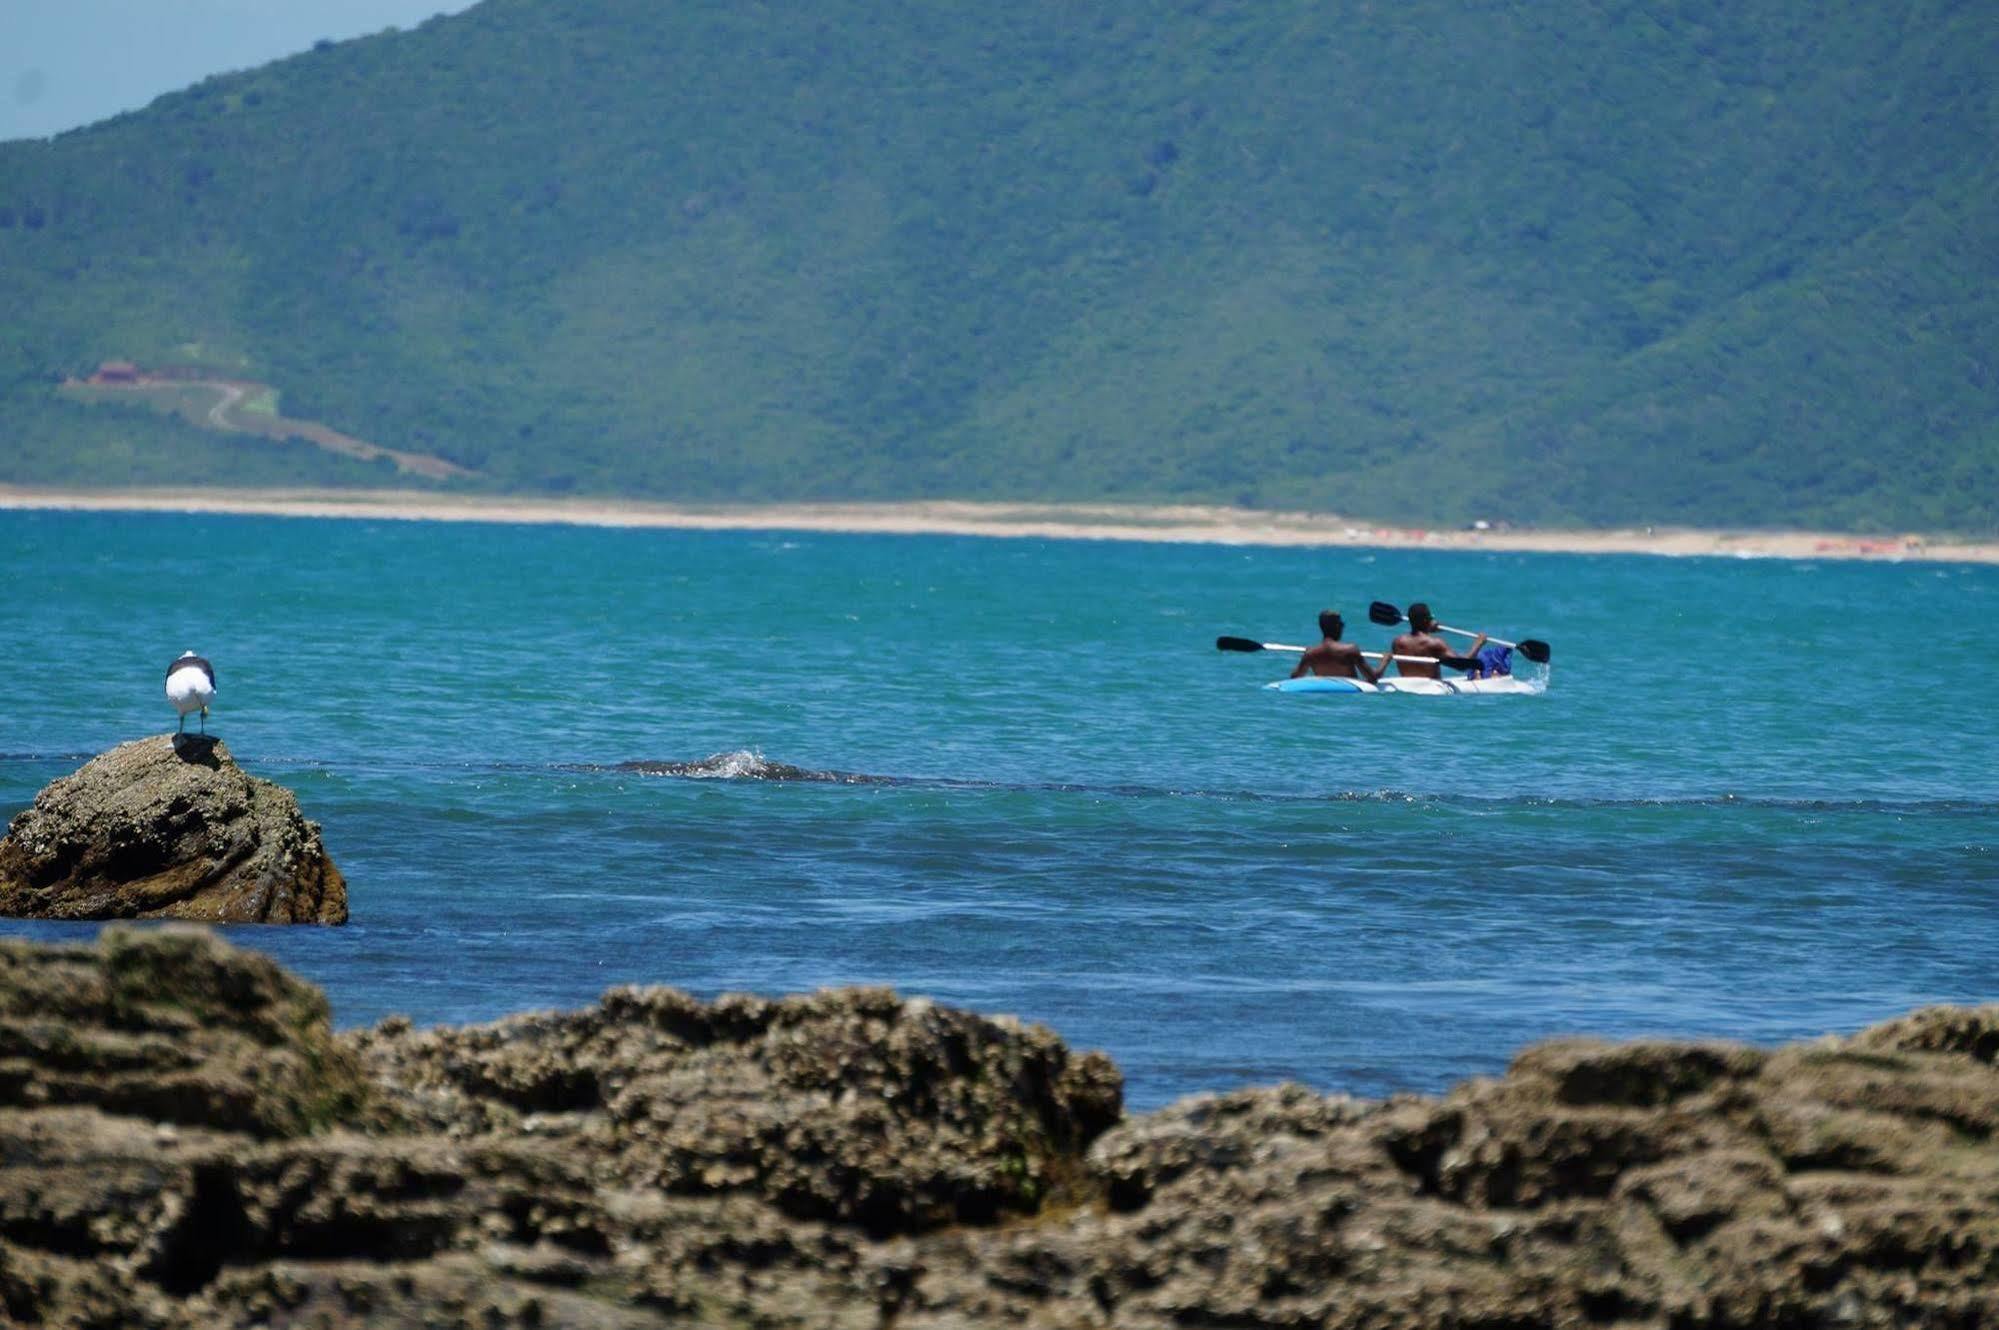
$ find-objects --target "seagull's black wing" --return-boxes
[166,655,215,686]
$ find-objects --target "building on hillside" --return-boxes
[90,361,140,384]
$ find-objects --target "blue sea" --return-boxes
[4,510,1995,1108]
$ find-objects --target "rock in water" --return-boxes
[0,734,347,924]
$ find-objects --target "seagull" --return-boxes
[165,652,216,734]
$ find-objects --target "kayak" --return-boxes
[1267,675,1541,696]
[1267,675,1542,696]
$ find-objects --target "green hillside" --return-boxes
[3,0,1995,530]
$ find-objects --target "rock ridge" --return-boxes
[0,734,346,924]
[0,928,1994,1328]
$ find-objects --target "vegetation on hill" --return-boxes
[2,0,1994,531]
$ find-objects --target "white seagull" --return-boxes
[165,652,217,734]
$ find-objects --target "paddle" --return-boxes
[1215,636,1477,669]
[1367,602,1551,664]
[1216,635,1310,653]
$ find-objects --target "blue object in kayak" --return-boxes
[1265,676,1372,694]
[1469,645,1513,678]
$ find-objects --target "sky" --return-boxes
[2,0,478,141]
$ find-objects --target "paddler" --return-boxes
[1380,602,1485,679]
[1291,611,1387,683]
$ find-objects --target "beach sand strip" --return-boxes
[1,486,1993,564]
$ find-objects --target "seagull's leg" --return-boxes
[178,713,185,734]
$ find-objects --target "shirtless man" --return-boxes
[1382,602,1484,679]
[1291,611,1387,683]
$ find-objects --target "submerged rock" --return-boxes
[0,734,346,924]
[0,929,1995,1328]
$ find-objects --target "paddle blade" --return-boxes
[1518,639,1552,664]
[1215,636,1266,653]
[1368,601,1404,627]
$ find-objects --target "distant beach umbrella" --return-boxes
[165,652,216,734]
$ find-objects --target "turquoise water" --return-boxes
[3,510,1995,1107]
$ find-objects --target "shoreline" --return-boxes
[3,484,1995,563]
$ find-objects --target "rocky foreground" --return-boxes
[0,930,1994,1328]
[0,736,346,924]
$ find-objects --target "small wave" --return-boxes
[612,750,897,784]
[597,764,1997,815]
[17,748,1989,817]
[1329,791,1999,816]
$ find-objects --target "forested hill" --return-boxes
[3,1,1995,531]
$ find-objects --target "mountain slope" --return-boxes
[2,0,1994,529]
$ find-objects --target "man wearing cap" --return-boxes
[1291,611,1387,683]
[1382,603,1485,679]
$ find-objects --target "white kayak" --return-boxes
[1266,674,1542,696]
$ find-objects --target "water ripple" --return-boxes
[8,747,1995,816]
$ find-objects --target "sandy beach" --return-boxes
[2,485,1994,563]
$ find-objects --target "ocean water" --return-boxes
[3,510,1994,1108]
